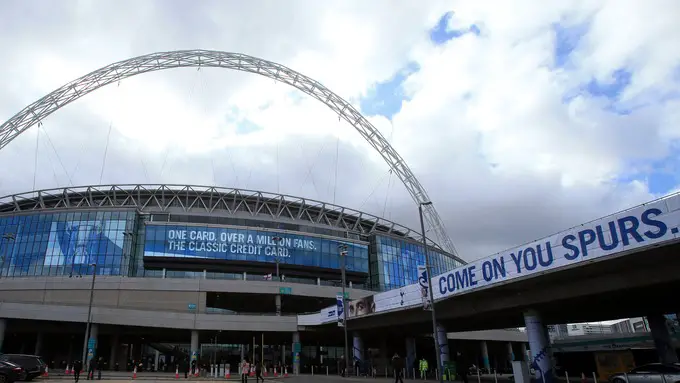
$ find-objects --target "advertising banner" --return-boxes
[336,293,345,327]
[418,265,432,310]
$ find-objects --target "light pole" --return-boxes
[81,263,97,365]
[0,232,16,278]
[338,244,350,377]
[419,202,443,383]
[272,236,282,281]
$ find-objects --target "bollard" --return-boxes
[566,371,570,383]
[327,366,329,376]
[494,369,498,383]
[593,372,598,383]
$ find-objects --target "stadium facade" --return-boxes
[0,184,464,373]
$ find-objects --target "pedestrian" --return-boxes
[391,353,404,383]
[240,358,250,383]
[182,357,189,379]
[419,357,429,380]
[255,360,264,383]
[73,360,82,383]
[456,352,469,383]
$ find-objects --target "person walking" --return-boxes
[391,353,404,383]
[73,360,83,383]
[419,357,429,380]
[456,352,469,383]
[254,360,264,383]
[182,357,189,379]
[240,358,250,383]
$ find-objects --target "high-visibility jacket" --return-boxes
[419,359,429,371]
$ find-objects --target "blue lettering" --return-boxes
[595,221,619,251]
[455,269,469,289]
[641,208,667,239]
[439,276,447,295]
[562,235,579,260]
[447,273,455,292]
[468,266,478,286]
[617,216,644,246]
[510,251,523,273]
[492,257,506,279]
[537,242,553,267]
[523,247,537,271]
[577,229,596,257]
[482,261,493,282]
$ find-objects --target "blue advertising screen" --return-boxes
[144,224,369,272]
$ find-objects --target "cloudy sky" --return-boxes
[1,0,679,262]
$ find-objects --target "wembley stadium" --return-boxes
[0,184,464,375]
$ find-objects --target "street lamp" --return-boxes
[419,201,443,383]
[0,232,16,279]
[81,263,97,366]
[338,244,350,377]
[272,236,282,281]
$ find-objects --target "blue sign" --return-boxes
[279,287,292,295]
[336,293,345,327]
[144,224,369,272]
[188,303,197,311]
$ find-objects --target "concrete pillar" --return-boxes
[110,334,119,369]
[35,332,44,356]
[405,338,417,373]
[281,344,286,366]
[86,323,99,365]
[275,295,282,316]
[349,281,353,288]
[647,313,679,364]
[436,323,450,366]
[292,332,300,375]
[352,333,364,362]
[507,342,515,363]
[242,272,247,280]
[521,343,527,361]
[190,330,199,362]
[316,277,321,286]
[154,350,160,371]
[162,268,166,278]
[524,310,553,383]
[0,318,6,352]
[480,340,490,372]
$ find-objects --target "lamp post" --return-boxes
[272,236,282,281]
[81,263,97,366]
[0,232,16,279]
[338,244,349,377]
[419,202,443,383]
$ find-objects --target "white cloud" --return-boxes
[0,0,678,269]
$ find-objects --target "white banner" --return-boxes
[336,293,345,327]
[418,265,432,310]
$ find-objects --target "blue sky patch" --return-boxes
[360,62,419,119]
[430,12,480,44]
[553,22,589,68]
[234,118,263,135]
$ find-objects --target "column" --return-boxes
[87,323,99,365]
[521,343,527,362]
[507,342,515,364]
[35,332,44,356]
[292,332,300,375]
[352,333,364,363]
[480,340,490,372]
[155,350,160,371]
[275,295,282,316]
[436,323,450,366]
[405,338,417,375]
[0,318,5,352]
[110,334,119,369]
[316,278,321,286]
[524,310,553,383]
[647,313,679,364]
[190,330,199,362]
[281,344,286,366]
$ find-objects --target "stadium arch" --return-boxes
[0,49,459,256]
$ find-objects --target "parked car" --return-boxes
[609,363,680,383]
[0,355,45,382]
[0,360,25,383]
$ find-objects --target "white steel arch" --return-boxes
[0,49,460,258]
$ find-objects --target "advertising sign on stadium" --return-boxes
[349,195,680,317]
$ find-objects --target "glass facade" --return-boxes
[144,224,369,273]
[0,210,460,291]
[369,235,461,291]
[0,210,136,277]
